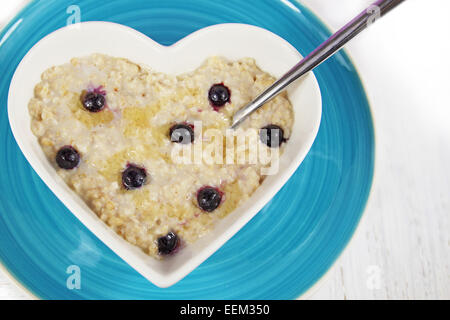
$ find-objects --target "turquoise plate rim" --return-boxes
[0,0,375,300]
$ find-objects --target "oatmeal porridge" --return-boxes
[28,54,294,258]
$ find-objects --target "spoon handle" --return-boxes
[231,0,405,128]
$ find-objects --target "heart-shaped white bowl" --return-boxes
[8,22,321,288]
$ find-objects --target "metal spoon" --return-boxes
[231,0,405,128]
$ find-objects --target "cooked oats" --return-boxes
[29,54,294,258]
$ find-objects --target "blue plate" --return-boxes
[0,0,374,299]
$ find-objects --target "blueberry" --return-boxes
[208,84,230,107]
[81,91,105,112]
[56,146,80,170]
[169,124,194,144]
[158,232,180,255]
[122,164,147,190]
[260,124,285,148]
[197,186,222,212]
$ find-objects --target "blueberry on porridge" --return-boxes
[260,124,286,148]
[28,54,294,258]
[122,164,147,190]
[81,91,106,113]
[158,231,180,255]
[169,123,195,144]
[197,186,223,212]
[56,146,80,170]
[208,83,230,108]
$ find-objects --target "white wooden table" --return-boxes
[1,0,449,300]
